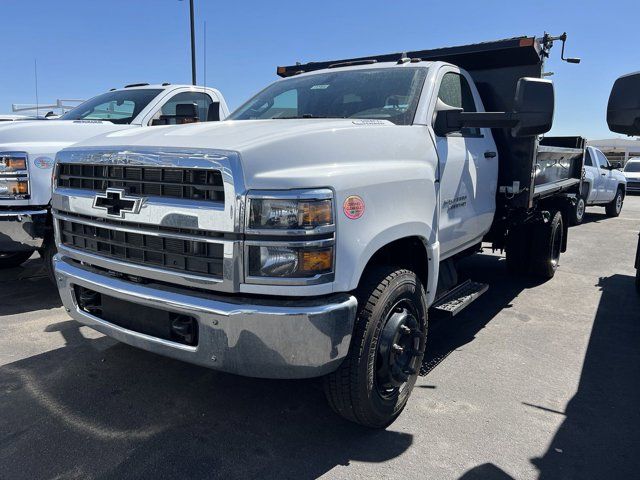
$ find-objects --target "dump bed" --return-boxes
[278,34,582,211]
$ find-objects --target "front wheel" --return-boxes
[605,188,624,217]
[39,235,57,284]
[0,251,33,269]
[323,266,428,428]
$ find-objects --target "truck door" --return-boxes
[583,148,600,203]
[432,69,498,256]
[594,148,616,201]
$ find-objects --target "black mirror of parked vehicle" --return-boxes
[432,78,553,138]
[175,103,199,124]
[607,72,640,136]
[510,77,554,137]
[611,162,623,169]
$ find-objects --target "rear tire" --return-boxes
[605,187,624,217]
[570,194,586,225]
[529,210,563,279]
[323,266,428,428]
[0,251,33,269]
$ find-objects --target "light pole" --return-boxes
[189,0,196,85]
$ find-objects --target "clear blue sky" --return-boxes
[1,0,637,139]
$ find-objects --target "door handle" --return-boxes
[484,151,497,159]
[601,173,607,176]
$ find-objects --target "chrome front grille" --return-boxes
[56,163,225,202]
[59,216,224,278]
[53,147,246,293]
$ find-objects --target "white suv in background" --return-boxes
[623,157,640,193]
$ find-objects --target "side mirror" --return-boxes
[175,103,199,124]
[511,78,555,137]
[611,162,623,170]
[431,77,554,138]
[607,72,640,135]
[433,100,463,136]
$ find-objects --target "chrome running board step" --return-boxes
[430,280,488,318]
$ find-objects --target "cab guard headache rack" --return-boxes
[276,33,580,77]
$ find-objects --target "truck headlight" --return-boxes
[0,179,28,196]
[245,189,335,284]
[248,192,333,232]
[0,154,27,172]
[247,243,334,278]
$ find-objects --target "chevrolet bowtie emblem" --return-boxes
[93,188,142,218]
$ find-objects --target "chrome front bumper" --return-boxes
[54,255,357,379]
[0,209,48,252]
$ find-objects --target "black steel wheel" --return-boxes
[0,251,33,269]
[323,266,428,428]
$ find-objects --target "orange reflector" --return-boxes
[301,200,333,227]
[519,37,535,47]
[14,182,28,195]
[277,66,286,75]
[300,248,333,273]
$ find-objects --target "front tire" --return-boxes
[0,251,33,269]
[39,235,57,284]
[605,187,624,217]
[323,266,428,428]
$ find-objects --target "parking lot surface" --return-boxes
[1,196,638,480]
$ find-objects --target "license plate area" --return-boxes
[73,285,198,346]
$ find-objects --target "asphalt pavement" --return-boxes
[1,196,638,480]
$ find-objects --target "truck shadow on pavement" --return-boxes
[421,252,544,376]
[0,260,62,316]
[458,273,640,479]
[0,322,412,479]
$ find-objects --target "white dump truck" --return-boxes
[0,84,228,275]
[52,35,585,427]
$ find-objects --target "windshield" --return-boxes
[624,161,640,172]
[229,67,427,125]
[61,89,163,124]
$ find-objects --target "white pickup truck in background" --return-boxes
[572,145,626,224]
[0,83,228,276]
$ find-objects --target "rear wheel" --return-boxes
[529,210,563,279]
[0,251,33,269]
[571,194,586,225]
[323,266,428,428]
[605,187,624,217]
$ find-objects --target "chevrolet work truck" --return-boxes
[52,35,585,427]
[0,84,228,275]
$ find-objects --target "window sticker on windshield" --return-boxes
[310,84,330,90]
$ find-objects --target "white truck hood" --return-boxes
[0,120,135,206]
[68,119,428,190]
[624,171,640,180]
[0,120,131,147]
